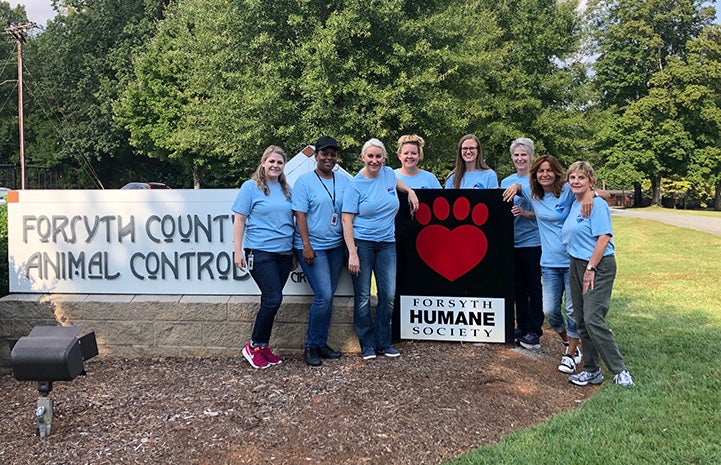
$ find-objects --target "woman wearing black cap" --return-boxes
[292,136,351,366]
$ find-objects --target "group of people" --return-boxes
[231,133,633,387]
[501,138,633,387]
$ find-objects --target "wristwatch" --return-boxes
[586,264,597,272]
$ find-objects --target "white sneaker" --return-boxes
[558,354,576,374]
[613,369,634,386]
[573,347,582,365]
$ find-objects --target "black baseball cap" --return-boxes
[315,136,339,152]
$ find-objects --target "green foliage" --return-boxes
[0,2,29,166]
[117,0,588,185]
[588,1,720,206]
[22,0,174,188]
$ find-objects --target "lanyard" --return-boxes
[314,170,336,206]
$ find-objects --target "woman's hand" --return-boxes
[583,269,595,293]
[234,252,246,270]
[302,245,316,265]
[502,183,520,202]
[511,205,524,217]
[347,252,360,276]
[407,189,419,216]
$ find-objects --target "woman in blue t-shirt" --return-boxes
[562,161,633,387]
[445,134,498,189]
[503,155,600,374]
[292,136,350,367]
[393,134,442,189]
[342,138,418,360]
[232,145,294,370]
[500,138,543,351]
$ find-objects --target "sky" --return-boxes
[8,0,56,26]
[8,0,721,29]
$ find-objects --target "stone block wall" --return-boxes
[0,294,362,368]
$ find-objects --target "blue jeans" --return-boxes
[351,239,396,352]
[247,249,293,346]
[295,245,345,347]
[542,266,578,339]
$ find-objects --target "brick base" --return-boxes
[0,294,363,368]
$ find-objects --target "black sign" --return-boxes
[394,189,514,343]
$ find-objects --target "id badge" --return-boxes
[330,212,338,226]
[247,251,254,270]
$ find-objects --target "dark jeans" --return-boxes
[246,249,293,346]
[514,246,544,336]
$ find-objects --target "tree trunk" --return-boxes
[634,182,642,208]
[651,175,662,206]
[715,179,721,211]
[192,168,201,190]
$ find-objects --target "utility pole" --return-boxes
[4,22,37,189]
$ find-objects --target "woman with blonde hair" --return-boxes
[445,134,498,189]
[394,134,441,189]
[232,145,295,369]
[563,161,633,387]
[343,138,418,360]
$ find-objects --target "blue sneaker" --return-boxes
[569,369,604,386]
[514,328,523,343]
[361,347,376,360]
[519,332,541,350]
[382,347,400,358]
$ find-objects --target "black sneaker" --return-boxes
[317,344,341,359]
[519,332,541,350]
[514,328,523,344]
[304,346,322,366]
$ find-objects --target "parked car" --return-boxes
[120,182,171,190]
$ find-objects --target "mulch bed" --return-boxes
[0,339,596,465]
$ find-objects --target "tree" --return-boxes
[118,0,588,185]
[588,0,716,205]
[23,0,173,188]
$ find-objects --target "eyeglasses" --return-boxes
[461,147,478,152]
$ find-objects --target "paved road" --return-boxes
[610,208,721,237]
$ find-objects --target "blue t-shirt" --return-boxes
[501,173,540,248]
[394,169,442,189]
[292,170,350,250]
[231,180,294,252]
[562,197,615,261]
[342,166,400,242]
[445,169,499,189]
[520,183,575,267]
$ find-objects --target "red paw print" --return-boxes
[415,197,489,282]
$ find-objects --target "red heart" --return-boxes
[416,224,488,282]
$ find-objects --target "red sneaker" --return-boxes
[243,342,269,369]
[261,346,282,366]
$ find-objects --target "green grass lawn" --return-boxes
[446,216,721,465]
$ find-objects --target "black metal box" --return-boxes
[11,326,85,382]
